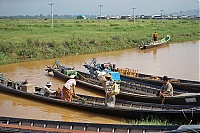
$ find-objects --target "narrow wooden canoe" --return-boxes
[1,78,199,123]
[83,59,200,93]
[165,125,200,133]
[46,67,200,106]
[0,116,179,133]
[120,74,200,93]
[139,35,170,50]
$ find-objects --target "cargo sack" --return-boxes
[97,71,107,82]
[107,82,120,96]
[112,82,120,95]
[98,75,107,82]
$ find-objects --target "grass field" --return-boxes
[0,18,199,65]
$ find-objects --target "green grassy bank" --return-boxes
[0,19,199,65]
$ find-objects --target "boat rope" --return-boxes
[181,108,194,125]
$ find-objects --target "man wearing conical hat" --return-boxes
[98,72,116,107]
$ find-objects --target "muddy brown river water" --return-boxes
[0,40,199,124]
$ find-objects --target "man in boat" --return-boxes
[61,75,77,101]
[159,76,173,104]
[97,72,116,107]
[153,31,158,42]
[39,81,56,97]
[165,35,170,41]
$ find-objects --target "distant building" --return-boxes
[152,15,162,19]
[164,16,172,20]
[140,15,151,19]
[196,16,200,20]
[172,15,178,19]
[179,15,193,19]
[97,16,106,19]
[181,15,188,19]
[77,14,86,19]
[120,15,131,19]
[109,16,117,19]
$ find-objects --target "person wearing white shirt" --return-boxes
[61,75,77,101]
[39,81,56,97]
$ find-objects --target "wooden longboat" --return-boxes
[46,67,200,106]
[139,35,170,50]
[0,116,180,133]
[165,125,200,133]
[83,58,200,93]
[0,80,200,123]
[120,74,200,93]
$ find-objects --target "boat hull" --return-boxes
[0,83,200,123]
[121,74,200,93]
[139,35,170,50]
[0,116,179,133]
[50,68,200,106]
[83,58,200,93]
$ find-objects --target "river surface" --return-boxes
[0,40,199,124]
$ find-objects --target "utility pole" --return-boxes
[98,5,103,29]
[49,3,54,29]
[160,9,164,22]
[180,11,183,24]
[132,8,136,25]
[196,11,199,24]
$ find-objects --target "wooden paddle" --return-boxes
[52,61,56,68]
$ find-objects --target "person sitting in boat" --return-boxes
[159,76,173,104]
[61,75,77,101]
[97,72,116,107]
[165,35,170,41]
[153,31,158,42]
[39,81,56,97]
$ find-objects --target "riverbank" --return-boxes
[0,19,199,65]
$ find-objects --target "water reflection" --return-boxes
[139,43,170,62]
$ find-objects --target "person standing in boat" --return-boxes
[153,31,158,42]
[159,76,173,104]
[61,75,77,101]
[97,72,116,107]
[39,81,56,97]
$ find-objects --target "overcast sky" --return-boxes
[0,0,199,16]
